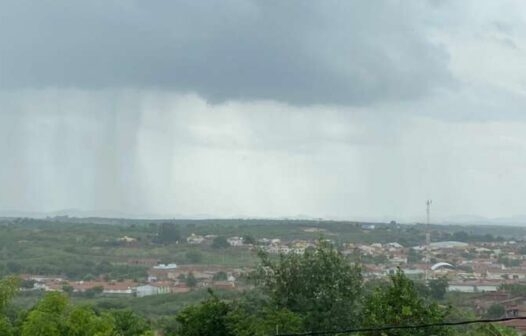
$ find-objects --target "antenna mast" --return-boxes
[425,199,432,280]
[426,200,432,245]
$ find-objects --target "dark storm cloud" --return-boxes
[0,0,451,105]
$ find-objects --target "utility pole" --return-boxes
[426,200,432,246]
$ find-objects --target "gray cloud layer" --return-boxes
[0,0,451,105]
[2,1,526,220]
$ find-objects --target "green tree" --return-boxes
[452,231,469,242]
[175,294,231,336]
[185,251,203,264]
[212,236,230,249]
[157,223,182,244]
[0,277,18,312]
[84,286,104,298]
[21,311,61,336]
[242,235,256,245]
[185,272,198,288]
[466,324,518,336]
[213,271,228,281]
[5,263,21,274]
[486,303,505,319]
[21,292,68,336]
[20,279,35,289]
[428,276,448,300]
[0,278,18,336]
[256,240,362,331]
[500,284,526,296]
[0,317,13,336]
[110,310,151,336]
[32,292,67,315]
[407,248,423,263]
[362,269,451,336]
[227,305,303,336]
[64,306,114,336]
[62,285,74,296]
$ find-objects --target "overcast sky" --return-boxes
[2,0,526,221]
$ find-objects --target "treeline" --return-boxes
[447,231,504,243]
[0,241,520,335]
[0,259,148,281]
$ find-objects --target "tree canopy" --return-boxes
[362,269,452,336]
[256,240,363,331]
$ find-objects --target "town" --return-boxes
[5,217,526,333]
[4,217,526,335]
[21,232,526,294]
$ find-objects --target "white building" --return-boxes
[227,237,244,247]
[136,284,170,297]
[153,263,178,270]
[448,281,499,293]
[187,234,205,244]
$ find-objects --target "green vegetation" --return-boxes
[212,236,230,249]
[1,218,522,281]
[362,270,451,336]
[1,218,525,335]
[428,276,449,300]
[0,281,153,336]
[256,241,362,331]
[500,283,526,296]
[157,223,183,244]
[172,242,515,336]
[0,241,520,335]
[485,303,505,319]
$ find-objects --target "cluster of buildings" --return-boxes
[344,239,526,294]
[20,263,244,298]
[187,233,318,254]
[183,231,526,296]
[20,229,526,303]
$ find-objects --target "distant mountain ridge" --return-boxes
[2,209,526,226]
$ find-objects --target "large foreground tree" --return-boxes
[362,269,452,336]
[256,240,363,331]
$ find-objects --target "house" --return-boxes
[153,263,178,270]
[187,234,205,244]
[128,258,160,266]
[257,238,271,245]
[117,236,137,243]
[68,280,137,295]
[212,281,236,290]
[389,255,408,265]
[103,281,137,295]
[172,283,192,294]
[148,264,178,281]
[386,242,404,249]
[486,268,526,281]
[136,284,170,297]
[430,241,469,249]
[448,280,501,293]
[227,237,244,247]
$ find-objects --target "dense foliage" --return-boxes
[256,240,362,331]
[0,283,153,336]
[362,269,451,336]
